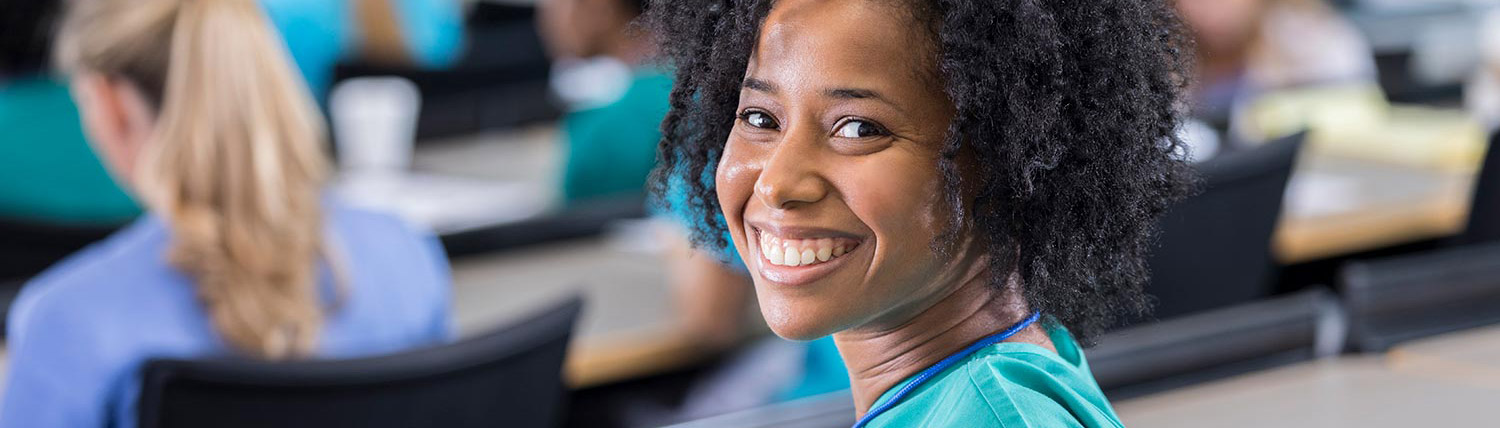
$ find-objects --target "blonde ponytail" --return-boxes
[57,0,331,359]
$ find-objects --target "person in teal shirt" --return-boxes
[0,0,462,226]
[643,0,1194,426]
[536,0,670,202]
[0,0,138,225]
[559,70,672,201]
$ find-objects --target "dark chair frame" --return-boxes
[1089,287,1344,400]
[1456,130,1500,245]
[137,296,583,428]
[1340,242,1500,352]
[1140,132,1305,321]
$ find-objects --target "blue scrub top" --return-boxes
[0,199,452,428]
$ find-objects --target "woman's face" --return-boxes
[717,0,963,340]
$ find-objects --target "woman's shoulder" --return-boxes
[11,217,179,335]
[955,343,1122,427]
[6,216,205,381]
[872,339,1122,428]
[318,201,452,352]
[325,200,444,258]
[324,199,449,291]
[325,200,432,240]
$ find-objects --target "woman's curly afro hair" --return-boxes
[644,0,1195,342]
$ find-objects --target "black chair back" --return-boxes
[1457,131,1500,245]
[1089,288,1343,400]
[0,217,121,280]
[1143,132,1304,321]
[1340,242,1500,352]
[138,296,583,428]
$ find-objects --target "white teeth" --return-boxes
[757,229,856,267]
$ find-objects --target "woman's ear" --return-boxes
[70,73,156,187]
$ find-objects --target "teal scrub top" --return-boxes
[561,69,673,202]
[0,77,140,225]
[862,326,1123,428]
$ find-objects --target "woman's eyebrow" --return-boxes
[825,87,905,114]
[825,87,881,100]
[743,77,777,93]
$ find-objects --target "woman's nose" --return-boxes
[754,128,829,210]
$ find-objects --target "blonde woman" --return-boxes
[0,0,451,426]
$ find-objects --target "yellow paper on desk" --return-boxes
[1244,84,1488,172]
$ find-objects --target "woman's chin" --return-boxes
[760,305,842,341]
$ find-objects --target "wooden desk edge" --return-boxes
[564,326,717,388]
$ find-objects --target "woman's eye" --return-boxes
[834,119,886,139]
[741,111,780,130]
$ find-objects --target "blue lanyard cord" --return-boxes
[851,311,1042,428]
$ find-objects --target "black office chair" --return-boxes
[1340,242,1500,352]
[1140,132,1304,322]
[1089,287,1344,400]
[0,217,121,280]
[137,296,583,428]
[1455,131,1499,245]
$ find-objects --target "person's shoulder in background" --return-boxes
[8,215,180,345]
[323,199,454,350]
[1,215,192,427]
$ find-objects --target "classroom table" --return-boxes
[1273,152,1476,264]
[1385,324,1500,389]
[446,227,728,388]
[416,128,737,386]
[1113,325,1500,427]
[338,125,563,236]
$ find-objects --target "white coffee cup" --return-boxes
[329,76,421,175]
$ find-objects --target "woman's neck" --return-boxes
[832,267,1054,416]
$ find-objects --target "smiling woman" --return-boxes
[646,0,1192,426]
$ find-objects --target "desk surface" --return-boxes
[1386,324,1500,389]
[447,227,711,387]
[1114,326,1500,427]
[1274,153,1476,264]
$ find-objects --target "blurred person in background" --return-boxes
[536,0,670,202]
[262,0,465,98]
[1177,0,1376,149]
[0,0,140,226]
[0,1,451,426]
[0,0,463,229]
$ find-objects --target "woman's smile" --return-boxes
[749,223,865,286]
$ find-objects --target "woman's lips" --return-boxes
[751,226,863,286]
